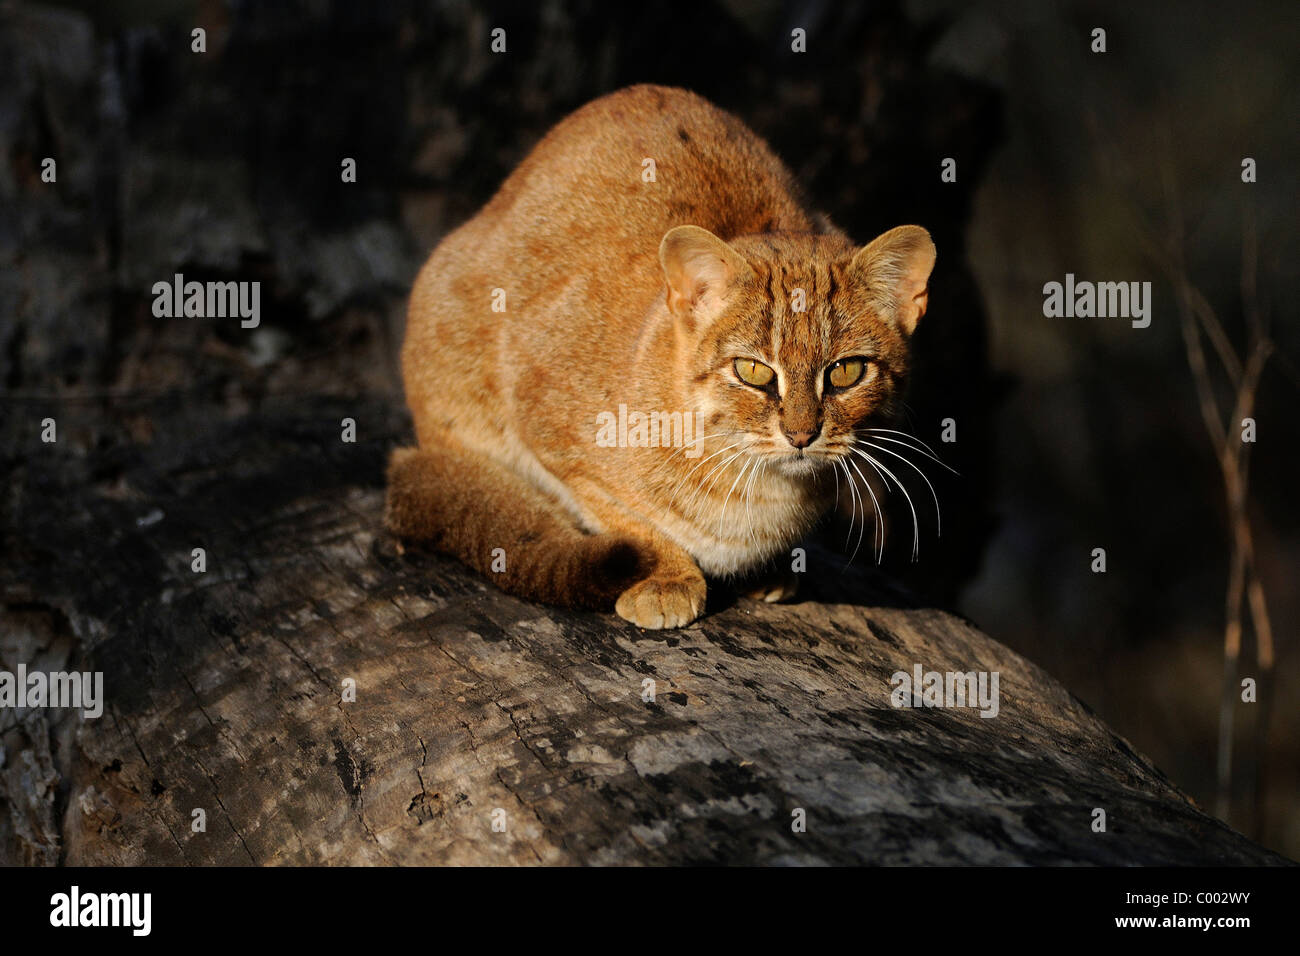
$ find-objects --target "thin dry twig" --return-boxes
[1103,127,1276,834]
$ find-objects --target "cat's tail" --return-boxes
[384,445,652,609]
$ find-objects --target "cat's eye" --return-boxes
[734,358,775,388]
[826,357,867,389]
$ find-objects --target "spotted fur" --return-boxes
[388,85,935,628]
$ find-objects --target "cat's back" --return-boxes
[403,86,814,446]
[422,85,812,298]
[489,84,811,246]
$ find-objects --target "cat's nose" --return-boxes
[783,429,817,449]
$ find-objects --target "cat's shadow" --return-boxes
[709,538,924,615]
[381,533,933,621]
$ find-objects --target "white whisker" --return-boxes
[743,456,766,552]
[835,457,857,555]
[843,454,885,565]
[855,438,943,536]
[850,447,919,562]
[682,447,747,517]
[650,429,742,484]
[858,430,958,475]
[667,440,742,506]
[719,458,752,531]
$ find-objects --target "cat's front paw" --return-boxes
[615,574,706,629]
[742,567,800,603]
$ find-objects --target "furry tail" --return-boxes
[385,445,651,609]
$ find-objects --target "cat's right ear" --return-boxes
[659,225,754,323]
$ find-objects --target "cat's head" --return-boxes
[659,224,935,478]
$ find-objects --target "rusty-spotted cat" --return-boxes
[387,84,935,629]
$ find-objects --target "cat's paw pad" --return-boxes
[743,569,800,603]
[616,575,706,629]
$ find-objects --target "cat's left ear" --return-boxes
[849,225,936,335]
[659,225,755,323]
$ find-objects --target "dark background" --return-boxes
[1,0,1295,858]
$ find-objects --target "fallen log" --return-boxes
[0,395,1287,865]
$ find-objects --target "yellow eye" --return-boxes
[734,358,775,388]
[827,358,866,389]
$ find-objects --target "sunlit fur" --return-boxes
[652,231,928,575]
[388,84,936,629]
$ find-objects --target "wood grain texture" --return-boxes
[0,396,1287,865]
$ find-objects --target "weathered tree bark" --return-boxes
[0,396,1287,865]
[0,1,1289,867]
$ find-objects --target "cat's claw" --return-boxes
[616,575,706,629]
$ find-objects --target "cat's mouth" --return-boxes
[771,446,833,476]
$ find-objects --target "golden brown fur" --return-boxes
[388,84,935,628]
